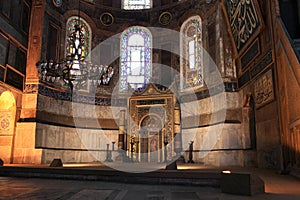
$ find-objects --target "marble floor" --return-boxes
[0,173,299,200]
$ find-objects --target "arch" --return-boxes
[180,15,203,91]
[139,114,164,162]
[120,26,152,92]
[63,10,97,31]
[122,0,152,10]
[0,91,16,164]
[0,91,16,110]
[243,93,257,149]
[139,113,163,131]
[65,16,92,60]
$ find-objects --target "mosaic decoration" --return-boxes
[66,17,91,59]
[225,0,261,52]
[254,70,274,108]
[180,82,236,103]
[123,0,152,10]
[120,26,152,92]
[180,16,203,90]
[1,118,9,129]
[38,84,128,106]
[129,85,175,162]
[0,111,13,135]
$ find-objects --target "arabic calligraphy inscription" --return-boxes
[254,70,274,108]
[225,0,260,52]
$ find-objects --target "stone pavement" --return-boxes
[0,165,300,199]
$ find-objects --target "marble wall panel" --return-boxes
[181,92,239,118]
[42,149,113,164]
[183,150,255,167]
[38,95,125,122]
[36,123,118,151]
[182,123,243,151]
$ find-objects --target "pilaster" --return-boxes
[13,0,46,164]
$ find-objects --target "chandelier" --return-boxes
[36,1,114,92]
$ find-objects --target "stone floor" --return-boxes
[0,165,300,199]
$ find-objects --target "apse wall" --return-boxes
[35,0,250,166]
[35,85,124,164]
[34,84,255,167]
[179,87,256,167]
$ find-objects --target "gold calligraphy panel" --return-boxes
[225,0,261,52]
[254,70,274,108]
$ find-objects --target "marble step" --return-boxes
[0,166,221,187]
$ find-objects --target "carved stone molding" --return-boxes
[24,84,38,94]
[132,83,172,96]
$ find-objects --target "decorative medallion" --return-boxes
[52,0,63,7]
[1,118,10,130]
[100,12,114,26]
[159,12,172,25]
[224,0,261,53]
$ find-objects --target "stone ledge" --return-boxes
[221,172,265,196]
[0,166,221,187]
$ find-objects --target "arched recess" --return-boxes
[243,93,257,149]
[138,114,164,163]
[0,91,16,164]
[180,15,203,91]
[65,16,92,60]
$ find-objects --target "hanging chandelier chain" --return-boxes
[36,0,114,91]
[37,60,114,89]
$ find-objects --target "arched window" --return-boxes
[180,16,203,90]
[66,17,92,60]
[120,26,152,92]
[122,0,152,10]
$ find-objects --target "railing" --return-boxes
[278,18,300,63]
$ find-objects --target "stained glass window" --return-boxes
[122,0,152,10]
[120,26,152,92]
[66,17,91,60]
[180,16,203,90]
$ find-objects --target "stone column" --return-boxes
[13,0,46,164]
[118,110,126,150]
[174,103,182,155]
